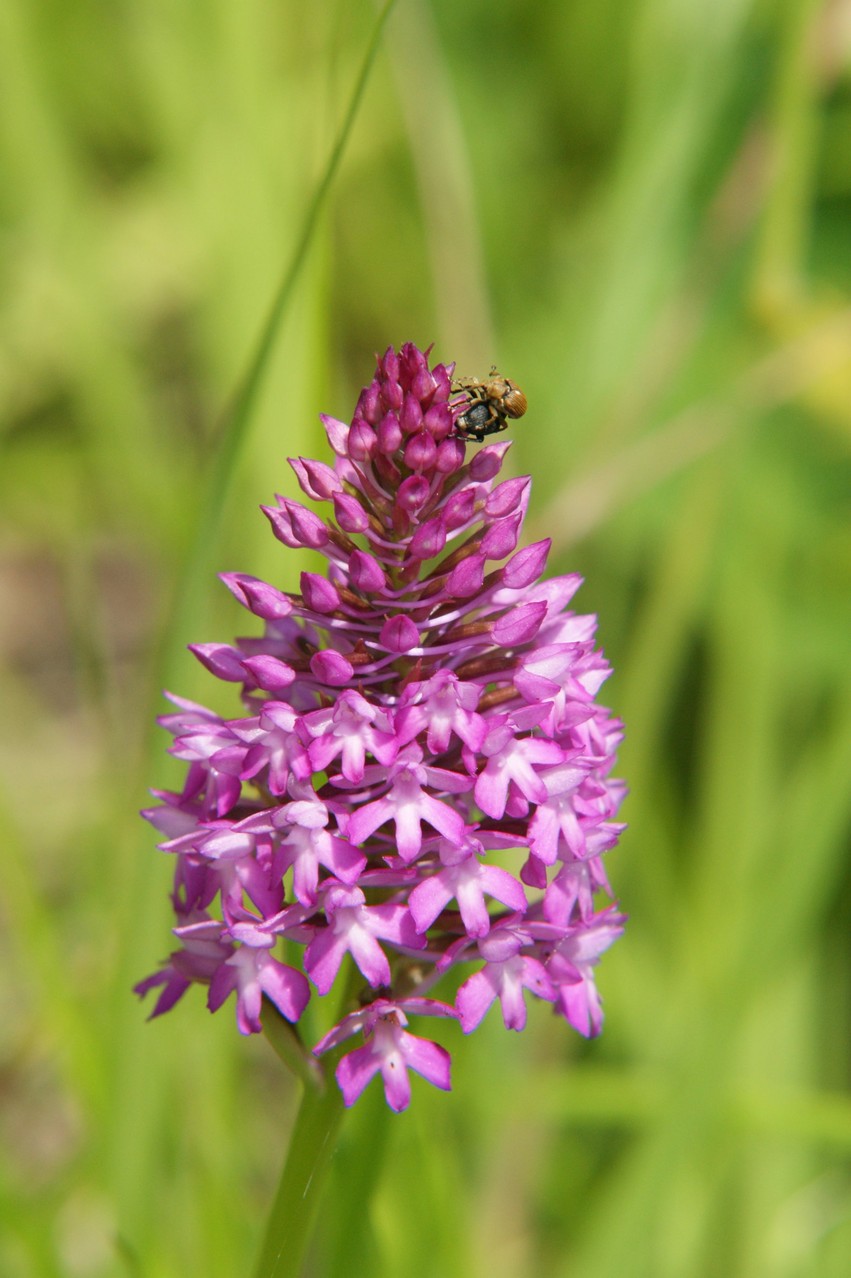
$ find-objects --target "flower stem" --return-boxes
[251,1056,346,1278]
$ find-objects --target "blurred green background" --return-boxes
[1,0,850,1275]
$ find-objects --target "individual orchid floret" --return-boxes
[345,745,472,863]
[456,922,557,1033]
[239,794,366,907]
[472,710,565,819]
[303,883,426,995]
[135,914,231,1019]
[395,671,487,754]
[208,920,311,1035]
[303,690,398,783]
[137,342,627,1110]
[544,906,627,1037]
[409,836,527,938]
[314,998,458,1112]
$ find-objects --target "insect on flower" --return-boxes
[452,367,528,442]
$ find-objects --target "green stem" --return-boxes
[251,1055,347,1278]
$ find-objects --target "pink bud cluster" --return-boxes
[137,343,627,1111]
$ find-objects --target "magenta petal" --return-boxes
[326,838,367,884]
[409,876,453,933]
[349,550,386,592]
[304,927,347,995]
[263,500,329,549]
[347,797,394,847]
[491,602,547,646]
[456,969,499,1033]
[381,1059,413,1112]
[480,512,521,560]
[394,803,425,861]
[497,969,529,1031]
[409,517,446,560]
[380,615,419,653]
[348,929,392,988]
[469,442,509,479]
[404,430,437,472]
[320,414,350,455]
[400,1036,452,1092]
[219,573,293,621]
[336,1043,383,1107]
[502,539,551,588]
[260,954,310,1024]
[446,555,486,599]
[301,572,341,614]
[134,968,191,1018]
[349,419,377,459]
[208,960,238,1014]
[189,643,247,682]
[240,655,295,694]
[332,492,369,532]
[290,456,341,500]
[485,475,531,517]
[310,651,354,686]
[474,769,510,820]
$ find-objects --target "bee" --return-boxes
[452,367,528,442]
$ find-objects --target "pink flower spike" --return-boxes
[139,343,627,1109]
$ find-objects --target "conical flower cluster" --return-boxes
[137,343,627,1111]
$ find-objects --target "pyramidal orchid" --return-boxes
[137,342,627,1113]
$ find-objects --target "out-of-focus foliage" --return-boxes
[1,1,849,1275]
